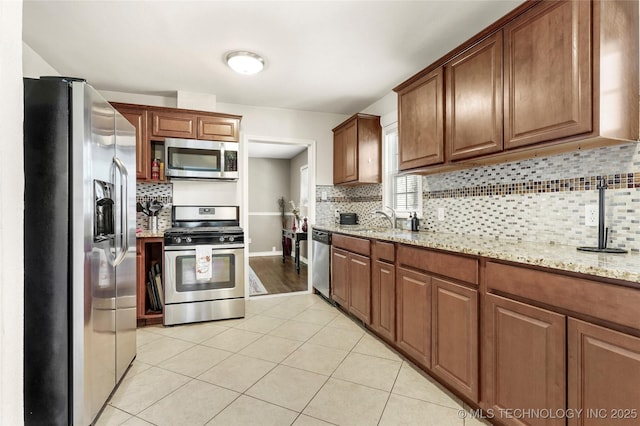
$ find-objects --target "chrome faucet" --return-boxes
[374,206,396,229]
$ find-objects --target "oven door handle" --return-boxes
[164,243,245,251]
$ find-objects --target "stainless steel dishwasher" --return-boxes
[312,229,332,301]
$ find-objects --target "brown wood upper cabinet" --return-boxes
[395,0,639,173]
[197,115,239,142]
[112,103,149,180]
[504,0,592,149]
[397,67,444,170]
[332,113,381,185]
[152,110,196,139]
[152,110,241,142]
[446,32,503,161]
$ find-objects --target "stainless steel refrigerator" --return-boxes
[23,77,137,425]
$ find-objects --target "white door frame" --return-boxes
[242,134,317,299]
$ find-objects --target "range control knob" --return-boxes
[228,236,235,242]
[174,237,182,244]
[186,237,192,243]
[219,236,225,242]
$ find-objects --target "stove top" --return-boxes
[165,226,243,235]
[164,227,244,246]
[164,205,244,247]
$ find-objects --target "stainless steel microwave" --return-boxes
[164,138,239,180]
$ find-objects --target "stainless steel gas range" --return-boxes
[163,205,245,325]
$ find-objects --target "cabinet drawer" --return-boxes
[373,241,394,262]
[486,261,640,331]
[333,234,370,256]
[397,245,478,285]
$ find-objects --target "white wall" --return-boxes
[218,102,344,186]
[361,91,397,120]
[100,89,176,108]
[1,1,24,424]
[22,41,59,78]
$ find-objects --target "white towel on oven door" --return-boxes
[195,245,213,281]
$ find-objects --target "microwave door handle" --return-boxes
[112,156,129,267]
[220,147,225,176]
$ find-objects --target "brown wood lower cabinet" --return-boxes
[396,267,431,369]
[329,236,640,424]
[431,277,478,401]
[331,247,349,307]
[348,253,371,323]
[331,234,371,323]
[484,293,566,426]
[371,258,395,342]
[136,237,164,326]
[568,318,640,426]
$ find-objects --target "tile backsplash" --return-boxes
[315,184,386,228]
[316,142,640,252]
[136,182,173,232]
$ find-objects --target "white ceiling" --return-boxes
[22,0,523,116]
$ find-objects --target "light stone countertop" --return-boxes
[313,224,640,284]
[136,230,165,238]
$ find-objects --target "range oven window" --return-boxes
[175,253,235,291]
[168,147,221,172]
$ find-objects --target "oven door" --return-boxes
[164,245,245,303]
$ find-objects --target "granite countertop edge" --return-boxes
[136,230,165,238]
[313,224,640,284]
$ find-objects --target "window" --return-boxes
[383,123,422,218]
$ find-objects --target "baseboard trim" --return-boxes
[248,252,308,264]
[249,251,283,257]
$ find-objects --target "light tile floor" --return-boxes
[98,293,491,426]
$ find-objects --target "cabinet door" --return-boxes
[398,67,444,170]
[568,318,640,426]
[331,247,349,307]
[396,267,431,368]
[333,126,345,184]
[484,294,566,426]
[136,240,146,318]
[197,115,239,142]
[372,260,395,342]
[504,0,592,149]
[114,105,149,180]
[431,278,478,402]
[151,111,196,139]
[446,32,503,161]
[348,252,370,323]
[342,119,358,183]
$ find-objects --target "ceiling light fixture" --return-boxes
[226,51,264,75]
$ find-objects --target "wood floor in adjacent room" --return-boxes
[249,255,308,295]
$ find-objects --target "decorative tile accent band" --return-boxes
[316,195,382,203]
[426,173,640,199]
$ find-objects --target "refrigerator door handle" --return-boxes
[112,156,129,267]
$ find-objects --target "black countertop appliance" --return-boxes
[339,213,358,225]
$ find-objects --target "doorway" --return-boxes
[241,135,316,299]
